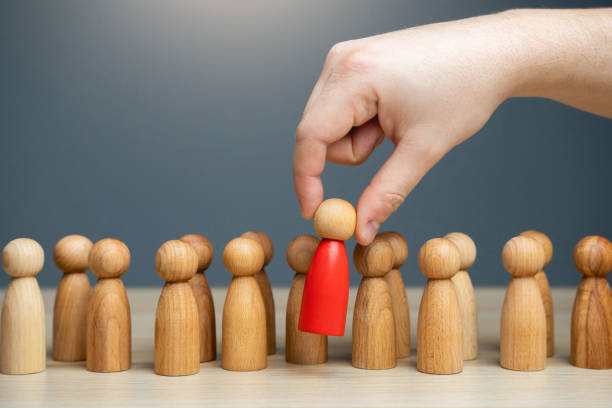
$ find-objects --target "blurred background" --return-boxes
[1,0,610,288]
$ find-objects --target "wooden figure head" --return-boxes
[502,236,545,278]
[354,237,393,278]
[180,234,213,273]
[89,238,131,279]
[2,238,45,278]
[418,238,461,279]
[223,237,264,277]
[156,240,198,283]
[520,230,553,268]
[313,198,356,241]
[377,231,408,269]
[242,231,274,266]
[573,235,612,277]
[444,232,476,271]
[53,234,93,274]
[286,235,319,274]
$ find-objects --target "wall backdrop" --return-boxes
[1,0,611,287]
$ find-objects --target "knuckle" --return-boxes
[381,191,406,213]
[295,121,314,143]
[337,48,374,75]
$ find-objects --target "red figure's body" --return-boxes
[298,239,350,336]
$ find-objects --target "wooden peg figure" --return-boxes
[180,234,216,362]
[155,240,200,376]
[352,237,396,369]
[500,236,547,371]
[53,234,93,362]
[285,235,327,364]
[221,237,267,371]
[520,230,554,357]
[1,238,46,375]
[377,231,410,359]
[570,235,612,369]
[417,238,462,374]
[86,238,132,373]
[444,232,478,361]
[242,231,276,354]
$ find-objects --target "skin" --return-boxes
[293,9,612,245]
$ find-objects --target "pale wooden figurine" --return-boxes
[154,240,200,376]
[500,235,546,371]
[444,232,478,360]
[417,238,462,374]
[1,238,46,374]
[180,234,216,362]
[221,237,267,371]
[285,234,327,364]
[352,237,396,369]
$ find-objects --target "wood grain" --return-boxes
[53,273,90,361]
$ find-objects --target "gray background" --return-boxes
[1,1,610,288]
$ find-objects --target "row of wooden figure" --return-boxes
[1,231,611,375]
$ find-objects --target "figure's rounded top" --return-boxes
[2,238,45,278]
[53,234,93,273]
[353,237,393,278]
[156,240,198,282]
[223,237,264,276]
[286,234,319,274]
[241,231,274,266]
[573,235,612,277]
[520,230,553,267]
[444,232,476,270]
[313,198,356,241]
[377,231,408,268]
[418,238,461,279]
[89,238,131,278]
[180,234,213,272]
[502,236,545,278]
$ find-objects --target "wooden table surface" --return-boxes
[0,286,610,407]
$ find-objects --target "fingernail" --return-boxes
[363,221,380,243]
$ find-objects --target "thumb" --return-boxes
[355,129,448,245]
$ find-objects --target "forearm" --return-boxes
[500,8,612,117]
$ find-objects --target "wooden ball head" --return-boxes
[570,235,612,369]
[180,234,216,363]
[444,232,478,361]
[1,238,46,374]
[53,235,93,362]
[154,240,200,376]
[286,235,327,364]
[520,230,555,357]
[86,238,131,372]
[377,231,411,359]
[242,231,276,355]
[500,236,547,371]
[313,198,356,241]
[417,238,462,374]
[222,238,267,371]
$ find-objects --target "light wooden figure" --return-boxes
[1,238,46,375]
[570,235,612,369]
[242,231,276,355]
[500,236,547,371]
[180,234,216,362]
[520,230,554,357]
[154,240,200,376]
[417,238,462,374]
[86,238,132,373]
[444,232,478,361]
[285,235,327,364]
[221,237,267,371]
[53,234,93,362]
[377,231,410,359]
[352,237,396,369]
